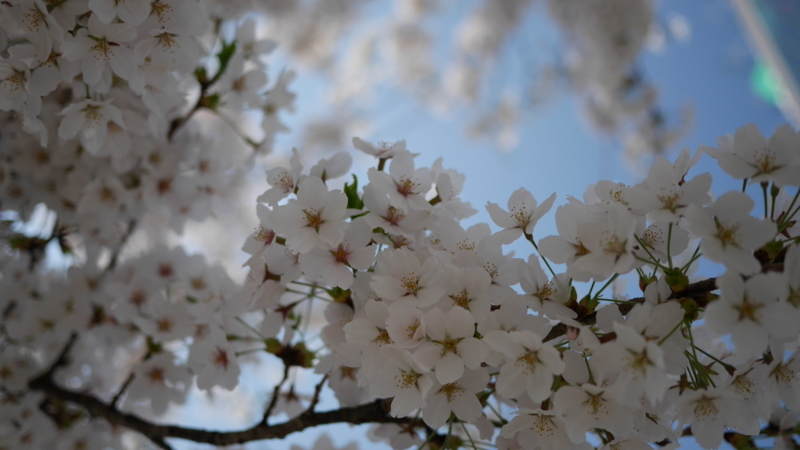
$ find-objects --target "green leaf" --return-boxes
[343,174,364,210]
[216,40,237,75]
[194,67,209,85]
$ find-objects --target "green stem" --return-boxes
[595,298,637,305]
[778,189,800,230]
[235,347,266,357]
[584,356,595,384]
[681,244,702,275]
[634,255,670,272]
[460,422,478,450]
[526,233,556,277]
[634,234,664,270]
[658,320,683,346]
[235,317,265,339]
[694,346,735,372]
[592,274,619,300]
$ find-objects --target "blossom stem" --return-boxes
[778,189,800,230]
[235,316,266,340]
[694,346,736,374]
[742,179,748,193]
[584,356,595,384]
[761,182,769,219]
[526,233,556,277]
[460,421,479,450]
[658,320,683,346]
[485,401,507,424]
[284,288,331,302]
[681,244,702,275]
[417,426,441,450]
[443,416,455,449]
[595,298,636,305]
[592,274,619,301]
[235,347,267,356]
[634,234,665,270]
[216,111,260,148]
[634,255,670,272]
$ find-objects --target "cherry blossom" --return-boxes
[684,191,776,274]
[57,98,125,154]
[413,306,488,384]
[270,176,349,253]
[704,123,800,186]
[486,188,556,243]
[60,14,142,91]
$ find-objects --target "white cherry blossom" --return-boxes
[421,368,489,428]
[413,306,488,384]
[57,99,125,155]
[484,329,564,402]
[486,188,556,243]
[60,14,142,91]
[270,176,349,254]
[704,123,800,186]
[684,191,776,275]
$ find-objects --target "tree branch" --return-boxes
[30,351,413,448]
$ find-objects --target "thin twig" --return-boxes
[105,219,136,273]
[303,374,328,415]
[111,372,135,408]
[261,364,291,424]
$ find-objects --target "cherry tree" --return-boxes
[1,1,800,450]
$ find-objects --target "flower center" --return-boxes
[714,218,740,248]
[752,147,778,175]
[695,397,718,418]
[302,208,324,231]
[331,245,349,264]
[510,204,529,227]
[400,274,420,295]
[736,297,763,322]
[147,367,166,384]
[383,206,405,226]
[213,348,230,370]
[516,350,540,372]
[438,382,465,402]
[396,371,421,389]
[396,177,419,197]
[373,328,391,345]
[449,290,472,309]
[255,225,275,244]
[439,336,462,356]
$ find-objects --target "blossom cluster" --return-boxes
[235,123,800,449]
[2,31,800,446]
[0,0,294,256]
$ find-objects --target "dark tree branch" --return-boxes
[29,342,414,447]
[30,372,411,447]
